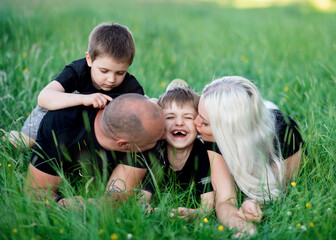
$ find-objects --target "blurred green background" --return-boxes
[0,0,335,239]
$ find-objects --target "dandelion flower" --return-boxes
[308,134,311,138]
[161,82,166,87]
[218,225,224,231]
[291,182,296,187]
[0,163,2,167]
[296,223,301,227]
[24,68,28,73]
[257,69,263,74]
[203,218,208,223]
[240,56,248,63]
[23,52,27,58]
[13,228,18,233]
[127,233,133,239]
[8,164,11,167]
[284,87,289,92]
[59,229,64,234]
[110,233,118,240]
[306,203,311,208]
[309,222,314,227]
[282,97,287,102]
[45,199,49,204]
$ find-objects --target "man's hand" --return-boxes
[58,196,86,210]
[82,93,113,108]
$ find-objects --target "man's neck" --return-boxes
[94,110,118,150]
[167,144,193,171]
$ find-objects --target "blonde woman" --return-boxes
[194,76,304,235]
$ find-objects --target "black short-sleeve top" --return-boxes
[31,106,150,177]
[204,109,304,160]
[143,139,213,199]
[54,58,144,98]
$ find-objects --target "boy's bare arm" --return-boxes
[38,80,112,110]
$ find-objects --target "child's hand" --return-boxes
[237,199,263,223]
[83,93,113,108]
[171,207,196,221]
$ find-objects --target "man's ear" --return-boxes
[85,52,92,67]
[116,139,130,150]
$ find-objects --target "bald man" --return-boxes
[27,93,165,207]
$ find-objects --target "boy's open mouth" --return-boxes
[172,130,187,137]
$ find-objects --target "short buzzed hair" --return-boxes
[102,94,161,141]
[88,23,135,65]
[158,87,200,112]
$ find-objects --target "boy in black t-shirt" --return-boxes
[142,85,214,220]
[9,23,143,148]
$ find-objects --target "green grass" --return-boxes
[0,0,335,239]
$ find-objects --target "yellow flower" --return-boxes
[59,229,64,234]
[160,82,166,87]
[13,228,18,233]
[24,68,28,73]
[45,199,49,204]
[203,218,208,223]
[8,164,11,167]
[282,97,287,102]
[218,225,224,231]
[110,233,118,240]
[291,182,296,187]
[309,222,315,227]
[306,203,311,208]
[27,112,30,116]
[308,134,311,138]
[297,223,301,227]
[23,52,27,58]
[284,87,289,92]
[257,69,263,74]
[240,55,248,63]
[0,163,2,167]
[98,229,104,235]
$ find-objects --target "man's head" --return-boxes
[158,87,200,150]
[102,94,165,152]
[85,23,135,92]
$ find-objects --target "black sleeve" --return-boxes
[273,110,304,159]
[54,64,79,93]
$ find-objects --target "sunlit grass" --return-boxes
[0,0,335,239]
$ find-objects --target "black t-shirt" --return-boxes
[143,139,213,199]
[204,109,304,160]
[54,58,144,98]
[31,106,150,177]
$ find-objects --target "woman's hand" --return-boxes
[237,199,263,223]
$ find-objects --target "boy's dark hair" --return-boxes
[88,23,135,65]
[158,87,200,112]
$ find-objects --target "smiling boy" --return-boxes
[142,86,214,220]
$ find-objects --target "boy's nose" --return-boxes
[107,75,115,83]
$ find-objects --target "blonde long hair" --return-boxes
[202,76,284,201]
